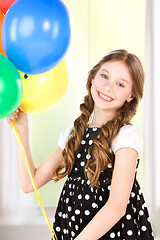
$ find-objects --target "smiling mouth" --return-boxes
[98,91,114,102]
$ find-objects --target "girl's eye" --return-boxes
[101,74,108,79]
[117,82,124,88]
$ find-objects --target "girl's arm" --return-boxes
[7,105,63,193]
[17,142,62,193]
[75,147,138,240]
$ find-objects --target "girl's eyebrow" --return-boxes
[100,69,129,84]
[119,78,129,84]
[101,69,109,73]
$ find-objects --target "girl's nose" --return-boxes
[104,82,113,92]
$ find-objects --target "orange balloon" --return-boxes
[0,11,7,57]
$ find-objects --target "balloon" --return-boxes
[2,0,71,74]
[0,0,16,14]
[0,54,23,119]
[0,11,7,57]
[20,59,69,113]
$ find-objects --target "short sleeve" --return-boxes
[112,125,143,159]
[58,127,73,150]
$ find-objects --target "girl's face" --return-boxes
[91,60,134,119]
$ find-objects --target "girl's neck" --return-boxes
[88,109,115,128]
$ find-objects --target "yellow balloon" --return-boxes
[20,59,69,113]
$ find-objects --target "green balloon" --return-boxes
[0,54,23,119]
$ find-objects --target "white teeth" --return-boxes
[99,92,112,101]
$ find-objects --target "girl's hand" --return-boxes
[7,104,28,133]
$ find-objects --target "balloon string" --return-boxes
[18,106,28,115]
[11,120,58,240]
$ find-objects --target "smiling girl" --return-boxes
[8,49,154,239]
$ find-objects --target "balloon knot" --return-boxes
[24,74,28,79]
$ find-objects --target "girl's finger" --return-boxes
[7,118,12,122]
[9,115,17,121]
[12,112,18,117]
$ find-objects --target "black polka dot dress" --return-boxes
[53,127,154,240]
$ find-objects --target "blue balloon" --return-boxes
[1,0,71,74]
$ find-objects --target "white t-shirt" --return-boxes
[58,125,143,159]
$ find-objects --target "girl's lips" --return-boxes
[97,91,114,102]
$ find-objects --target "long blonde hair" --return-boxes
[53,49,145,187]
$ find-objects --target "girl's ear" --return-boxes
[127,94,135,103]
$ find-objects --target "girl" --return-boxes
[8,49,154,239]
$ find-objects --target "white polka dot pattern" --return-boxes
[53,127,154,239]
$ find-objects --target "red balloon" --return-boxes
[0,0,16,14]
[0,11,7,56]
